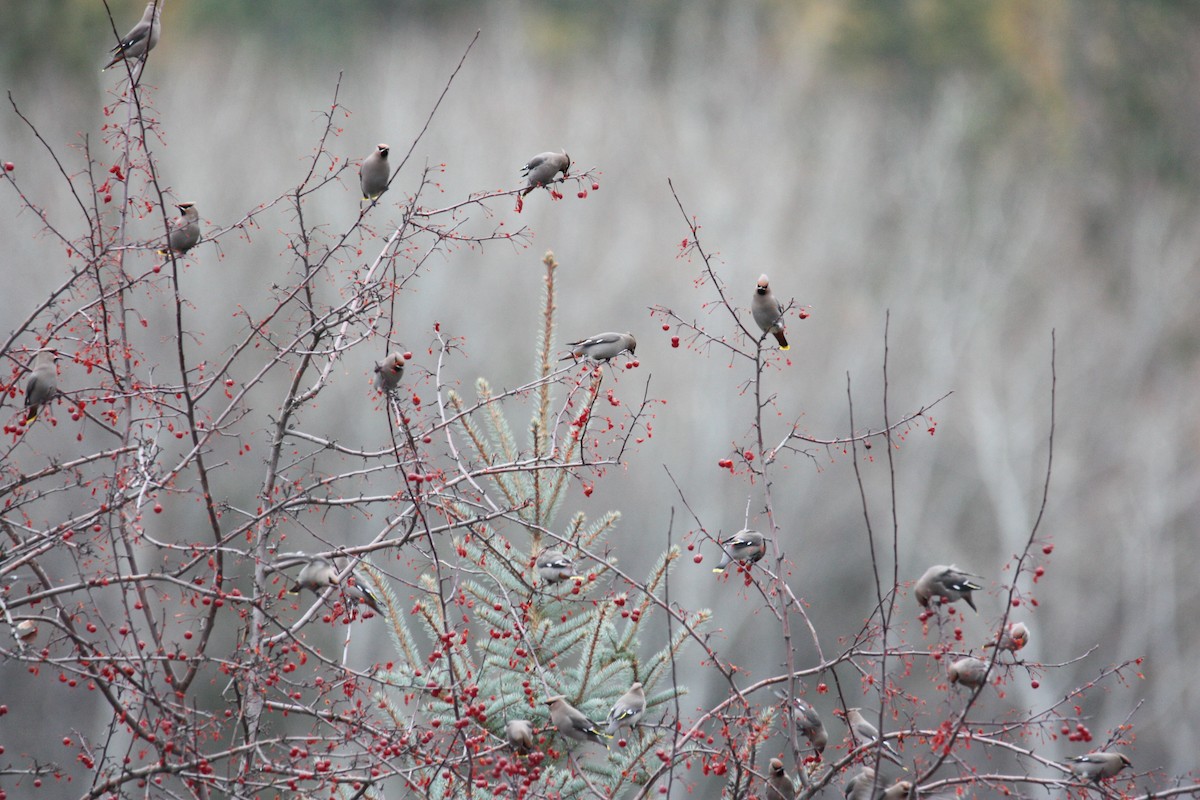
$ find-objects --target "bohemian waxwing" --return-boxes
[24,350,59,424]
[752,275,789,350]
[360,144,390,203]
[712,530,767,573]
[560,332,636,363]
[545,695,610,748]
[103,1,162,71]
[521,151,570,196]
[374,353,405,394]
[914,564,983,612]
[605,681,645,735]
[158,202,201,255]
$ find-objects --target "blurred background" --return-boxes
[3,0,1200,796]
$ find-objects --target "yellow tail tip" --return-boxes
[711,567,725,574]
[780,345,791,351]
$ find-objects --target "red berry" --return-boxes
[693,555,702,563]
[1042,544,1054,554]
[1030,680,1039,689]
[3,162,13,171]
[661,324,670,331]
[403,351,413,360]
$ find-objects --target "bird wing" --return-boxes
[522,154,548,175]
[111,22,151,54]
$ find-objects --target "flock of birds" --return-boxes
[12,3,1127,797]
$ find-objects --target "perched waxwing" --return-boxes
[360,144,390,203]
[845,708,901,758]
[521,151,570,196]
[158,202,201,255]
[752,275,789,350]
[774,691,827,755]
[844,766,878,800]
[545,696,610,748]
[879,781,914,800]
[1068,751,1131,782]
[14,620,38,644]
[605,681,645,735]
[24,350,59,424]
[947,657,989,690]
[536,550,579,584]
[765,758,796,800]
[505,719,535,755]
[712,530,767,574]
[374,353,405,394]
[560,332,637,363]
[102,1,163,71]
[914,564,983,612]
[983,621,1029,653]
[290,557,338,594]
[344,570,383,614]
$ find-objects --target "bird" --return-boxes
[843,766,878,800]
[1067,751,1132,782]
[24,350,59,424]
[947,657,989,690]
[605,681,645,735]
[343,570,383,614]
[878,781,914,800]
[560,332,637,363]
[360,144,390,204]
[845,708,902,759]
[914,564,983,612]
[521,151,570,196]
[751,275,789,350]
[374,353,405,394]
[505,719,535,755]
[765,758,796,800]
[983,621,1029,653]
[774,691,827,756]
[712,530,767,573]
[290,557,338,594]
[535,550,579,584]
[14,620,38,644]
[102,0,163,71]
[157,202,201,255]
[545,695,610,748]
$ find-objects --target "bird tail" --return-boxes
[25,407,38,424]
[288,584,302,595]
[773,330,790,350]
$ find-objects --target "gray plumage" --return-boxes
[844,766,878,800]
[290,557,338,594]
[536,550,578,584]
[947,657,988,690]
[158,202,200,255]
[505,719,535,755]
[775,692,827,755]
[374,353,405,394]
[752,274,789,350]
[765,758,795,800]
[914,564,983,612]
[103,1,163,71]
[878,782,914,800]
[343,570,382,614]
[983,621,1029,653]
[24,350,59,424]
[360,144,390,202]
[545,696,610,748]
[712,529,766,573]
[521,150,570,196]
[846,708,901,758]
[560,332,637,363]
[1068,751,1131,782]
[605,681,645,735]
